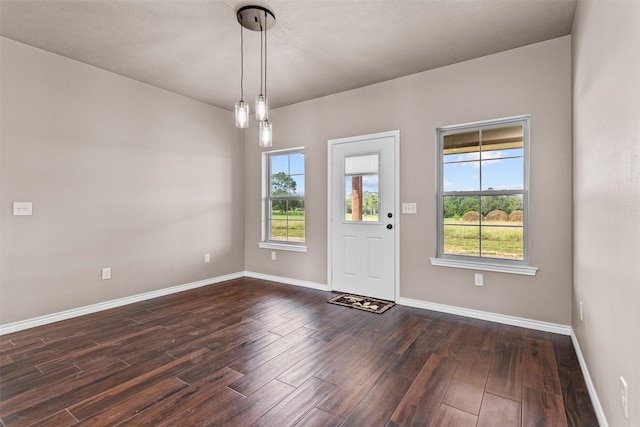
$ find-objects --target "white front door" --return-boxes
[328,131,398,301]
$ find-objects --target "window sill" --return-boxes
[429,258,538,276]
[259,242,308,253]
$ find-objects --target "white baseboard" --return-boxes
[244,271,329,291]
[571,331,608,427]
[397,296,572,336]
[0,272,245,335]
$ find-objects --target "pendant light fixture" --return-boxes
[235,6,275,147]
[255,16,267,121]
[234,13,249,128]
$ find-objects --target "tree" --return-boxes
[271,172,297,214]
[271,172,297,196]
[459,197,479,214]
[363,191,378,216]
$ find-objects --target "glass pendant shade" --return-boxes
[255,94,268,121]
[259,120,273,147]
[235,101,249,128]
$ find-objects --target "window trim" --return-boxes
[430,115,537,275]
[260,147,308,252]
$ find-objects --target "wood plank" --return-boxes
[312,336,381,385]
[295,407,343,427]
[341,372,412,427]
[522,386,568,427]
[560,370,599,427]
[223,379,295,426]
[229,326,317,374]
[250,377,336,427]
[389,328,440,380]
[30,409,77,427]
[442,345,492,414]
[157,383,245,426]
[122,367,244,425]
[275,333,357,387]
[67,348,211,421]
[485,342,524,401]
[523,338,562,395]
[0,354,136,425]
[74,376,188,426]
[430,404,478,427]
[478,392,521,427]
[0,364,82,401]
[496,324,526,346]
[390,354,457,427]
[316,350,399,419]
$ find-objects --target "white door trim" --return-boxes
[327,130,400,301]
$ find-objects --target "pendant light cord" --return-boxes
[264,10,268,98]
[240,15,244,101]
[260,19,264,95]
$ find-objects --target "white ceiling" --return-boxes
[0,0,577,111]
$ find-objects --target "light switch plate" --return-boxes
[402,203,417,214]
[13,202,33,216]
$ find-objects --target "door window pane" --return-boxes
[345,154,379,222]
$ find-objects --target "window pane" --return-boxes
[271,172,297,196]
[481,226,523,260]
[269,200,305,242]
[289,152,305,175]
[443,196,480,224]
[443,162,480,191]
[287,198,305,242]
[482,125,523,152]
[270,155,288,175]
[444,225,480,256]
[345,174,379,222]
[291,175,305,197]
[481,157,524,190]
[480,194,523,219]
[270,200,286,241]
[443,130,480,162]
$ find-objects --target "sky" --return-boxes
[443,148,524,191]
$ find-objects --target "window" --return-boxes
[431,116,537,275]
[259,148,307,252]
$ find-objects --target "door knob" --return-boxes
[386,224,393,229]
[387,212,393,218]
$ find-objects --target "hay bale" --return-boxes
[462,211,481,222]
[509,210,523,222]
[486,210,508,222]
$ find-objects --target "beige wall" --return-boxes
[0,38,245,324]
[245,36,573,325]
[572,1,640,425]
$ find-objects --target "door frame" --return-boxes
[327,130,400,301]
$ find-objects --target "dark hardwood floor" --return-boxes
[0,277,598,426]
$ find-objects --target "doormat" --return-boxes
[327,294,395,314]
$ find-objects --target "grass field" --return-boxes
[444,218,523,259]
[270,212,305,242]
